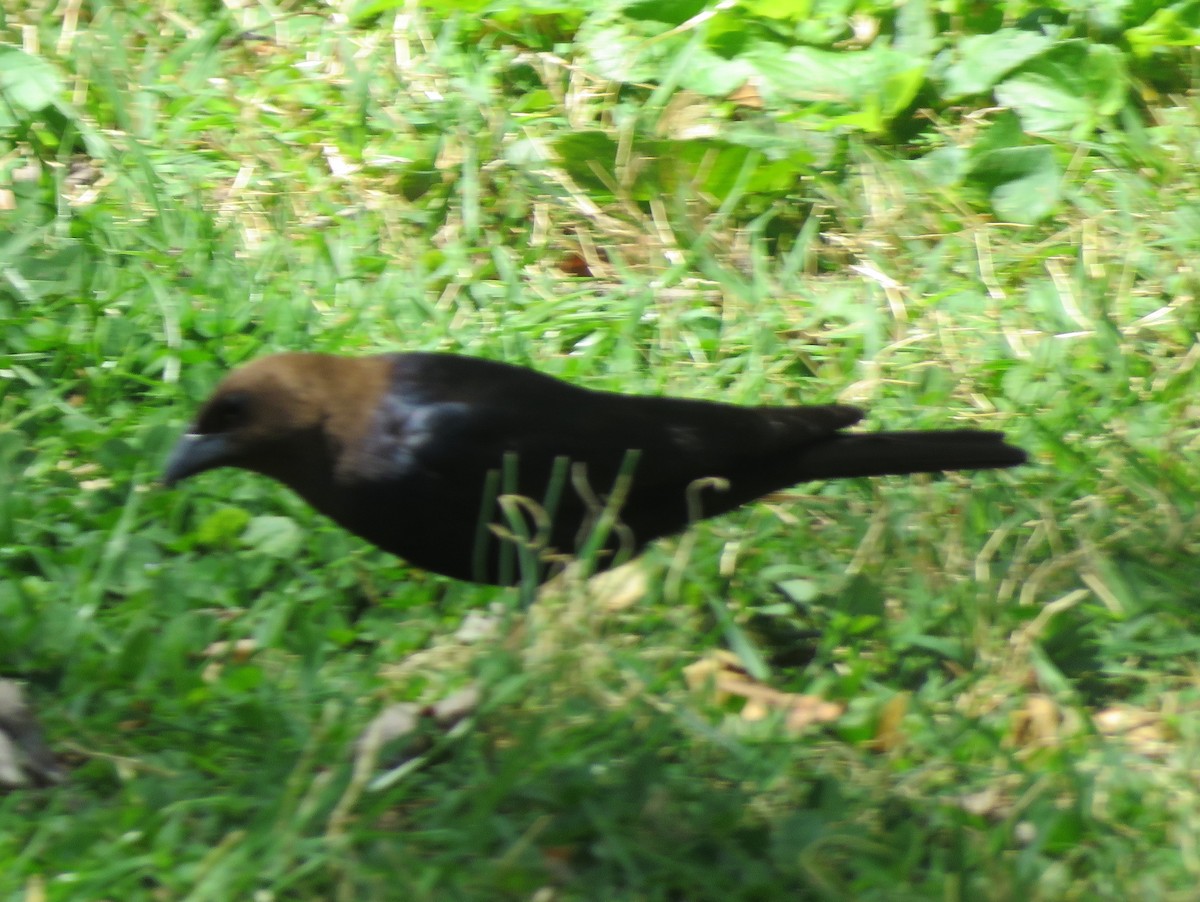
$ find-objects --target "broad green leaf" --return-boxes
[996,73,1089,136]
[625,0,708,25]
[582,23,662,84]
[196,507,252,547]
[971,108,1027,154]
[777,578,819,604]
[552,130,812,203]
[996,44,1127,138]
[1126,0,1200,57]
[979,146,1061,224]
[745,43,926,134]
[841,574,885,619]
[242,515,303,558]
[678,47,757,97]
[894,0,937,58]
[738,0,812,18]
[949,114,1063,223]
[935,29,1052,98]
[910,145,969,187]
[220,665,265,693]
[746,44,860,104]
[0,46,63,114]
[0,46,106,156]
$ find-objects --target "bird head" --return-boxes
[163,353,388,495]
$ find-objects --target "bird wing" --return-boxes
[344,353,861,499]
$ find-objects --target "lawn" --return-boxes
[3,1,1200,899]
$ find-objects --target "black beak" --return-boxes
[163,433,236,486]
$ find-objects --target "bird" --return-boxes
[163,352,1026,585]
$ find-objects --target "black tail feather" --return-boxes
[795,430,1027,481]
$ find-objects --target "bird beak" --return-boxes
[163,432,236,486]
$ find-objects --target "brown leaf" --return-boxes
[727,80,764,110]
[589,561,648,611]
[199,639,259,682]
[1009,693,1066,751]
[201,639,257,661]
[1094,705,1171,757]
[358,703,423,751]
[684,652,842,733]
[682,649,745,694]
[352,686,482,777]
[871,693,909,752]
[557,251,593,277]
[426,685,481,727]
[956,785,1014,820]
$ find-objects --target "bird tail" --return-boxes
[795,430,1027,480]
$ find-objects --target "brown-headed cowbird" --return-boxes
[164,352,1026,584]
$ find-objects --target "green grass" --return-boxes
[3,1,1200,899]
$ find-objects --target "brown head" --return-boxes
[163,353,393,507]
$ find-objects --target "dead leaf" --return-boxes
[428,685,482,727]
[846,14,880,46]
[358,703,423,751]
[684,651,842,733]
[682,649,744,693]
[728,80,764,110]
[957,786,1011,820]
[454,608,503,643]
[656,91,721,140]
[0,680,64,787]
[588,561,648,611]
[872,693,909,752]
[352,685,482,779]
[557,251,593,277]
[1009,693,1067,752]
[0,732,25,786]
[201,639,257,661]
[23,874,46,902]
[1094,705,1171,757]
[11,162,40,182]
[200,639,258,682]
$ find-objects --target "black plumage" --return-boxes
[164,352,1026,584]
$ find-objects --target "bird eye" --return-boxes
[199,391,251,434]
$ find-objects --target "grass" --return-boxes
[3,1,1200,899]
